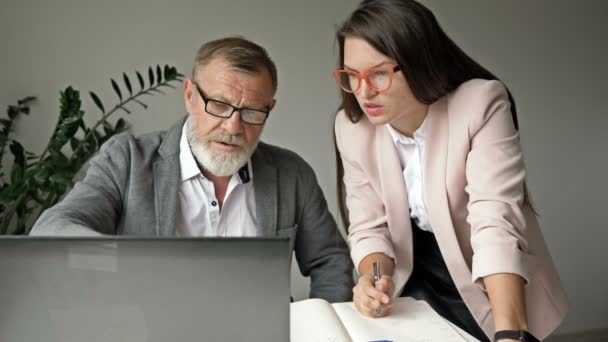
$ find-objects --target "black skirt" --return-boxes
[400,219,490,342]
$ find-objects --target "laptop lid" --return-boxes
[0,237,291,342]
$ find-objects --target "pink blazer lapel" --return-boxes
[423,97,459,259]
[423,97,490,321]
[376,123,413,296]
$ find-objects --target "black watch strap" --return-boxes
[494,330,539,342]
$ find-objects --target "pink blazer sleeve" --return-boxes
[462,80,536,288]
[335,113,396,270]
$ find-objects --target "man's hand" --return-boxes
[352,274,394,317]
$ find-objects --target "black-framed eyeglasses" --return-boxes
[194,83,270,125]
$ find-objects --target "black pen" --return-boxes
[373,260,381,315]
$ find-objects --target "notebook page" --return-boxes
[447,321,481,342]
[290,298,353,342]
[332,297,467,342]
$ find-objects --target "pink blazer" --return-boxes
[335,79,568,339]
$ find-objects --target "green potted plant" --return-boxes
[0,64,184,234]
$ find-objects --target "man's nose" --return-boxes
[221,111,244,134]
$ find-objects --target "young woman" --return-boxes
[333,1,568,341]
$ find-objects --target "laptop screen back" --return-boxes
[0,237,291,342]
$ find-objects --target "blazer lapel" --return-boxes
[424,97,483,299]
[423,97,459,261]
[153,157,180,236]
[376,124,413,295]
[153,116,186,236]
[252,146,277,237]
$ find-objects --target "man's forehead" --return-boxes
[209,71,262,90]
[198,63,272,99]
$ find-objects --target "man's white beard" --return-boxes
[186,116,257,177]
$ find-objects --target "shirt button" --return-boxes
[211,201,217,207]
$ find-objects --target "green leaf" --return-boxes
[103,121,113,136]
[52,86,84,152]
[163,66,182,81]
[123,72,133,96]
[10,163,24,185]
[49,172,73,186]
[156,65,162,84]
[70,137,79,151]
[136,71,145,90]
[93,130,103,145]
[9,141,25,167]
[148,66,155,85]
[34,168,49,184]
[86,130,99,152]
[133,99,148,110]
[115,118,126,132]
[16,200,28,218]
[8,105,19,119]
[61,115,82,125]
[17,96,37,106]
[31,190,46,205]
[163,64,171,81]
[90,91,105,113]
[111,78,123,101]
[49,149,69,165]
[52,182,67,196]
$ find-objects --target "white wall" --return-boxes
[1,0,606,335]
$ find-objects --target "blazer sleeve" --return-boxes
[335,113,396,271]
[292,154,354,303]
[464,81,536,289]
[30,134,130,236]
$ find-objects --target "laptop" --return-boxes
[0,237,291,342]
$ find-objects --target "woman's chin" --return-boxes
[365,112,391,126]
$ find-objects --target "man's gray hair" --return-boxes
[192,36,278,95]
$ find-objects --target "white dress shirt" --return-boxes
[176,123,258,237]
[386,118,434,232]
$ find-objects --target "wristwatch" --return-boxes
[494,330,540,342]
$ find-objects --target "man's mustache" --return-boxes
[204,130,246,147]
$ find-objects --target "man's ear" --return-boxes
[183,79,195,113]
[268,99,277,112]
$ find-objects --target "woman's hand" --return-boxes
[353,274,394,317]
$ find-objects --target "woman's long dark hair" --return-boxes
[335,0,535,227]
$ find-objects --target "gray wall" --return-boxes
[1,0,606,335]
[417,0,608,334]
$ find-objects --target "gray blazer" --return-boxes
[31,116,354,302]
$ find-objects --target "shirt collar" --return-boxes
[179,122,201,182]
[179,121,253,184]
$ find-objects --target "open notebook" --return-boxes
[291,297,480,342]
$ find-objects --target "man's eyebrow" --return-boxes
[202,89,232,104]
[209,92,269,112]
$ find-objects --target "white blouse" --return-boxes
[385,118,434,232]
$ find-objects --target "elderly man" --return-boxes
[31,36,354,303]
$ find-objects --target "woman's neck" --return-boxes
[389,103,429,138]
